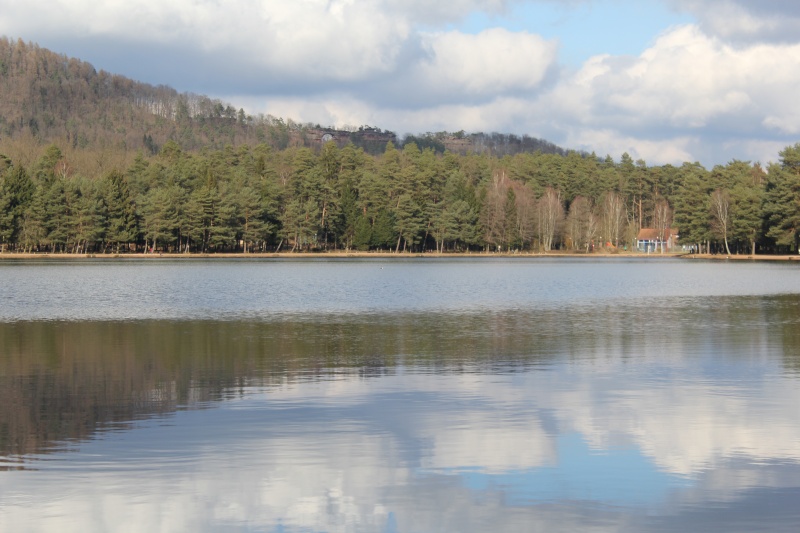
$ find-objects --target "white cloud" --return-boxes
[1,1,411,81]
[237,20,800,166]
[668,0,800,44]
[554,25,800,130]
[0,1,530,83]
[0,1,558,99]
[421,412,557,473]
[389,0,512,24]
[4,357,800,532]
[565,129,696,162]
[553,23,800,163]
[414,29,558,96]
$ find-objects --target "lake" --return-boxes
[1,257,800,532]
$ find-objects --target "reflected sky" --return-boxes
[1,260,800,532]
[2,317,800,532]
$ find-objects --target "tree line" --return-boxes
[2,139,799,255]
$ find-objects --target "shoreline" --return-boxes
[0,251,798,261]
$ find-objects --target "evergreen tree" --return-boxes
[42,177,71,252]
[393,193,424,252]
[237,186,267,253]
[353,214,373,251]
[18,186,48,252]
[2,164,35,246]
[0,181,14,249]
[731,182,763,254]
[442,200,478,251]
[371,209,396,250]
[336,180,360,250]
[673,163,711,252]
[69,178,105,253]
[763,163,800,251]
[103,170,138,252]
[763,145,800,251]
[141,186,179,252]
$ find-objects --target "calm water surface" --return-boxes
[1,258,800,532]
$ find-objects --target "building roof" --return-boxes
[637,228,678,241]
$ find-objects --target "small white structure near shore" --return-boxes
[636,228,679,252]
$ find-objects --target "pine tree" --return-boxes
[0,182,14,249]
[673,163,711,252]
[237,186,267,253]
[763,164,800,251]
[3,164,34,246]
[103,170,138,252]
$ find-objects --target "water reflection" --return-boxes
[2,295,800,531]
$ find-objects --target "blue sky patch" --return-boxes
[451,0,694,66]
[459,432,690,507]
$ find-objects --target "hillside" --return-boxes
[0,37,312,155]
[0,37,569,159]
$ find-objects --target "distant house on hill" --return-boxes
[636,228,679,252]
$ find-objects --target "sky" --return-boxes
[2,0,800,167]
[4,357,800,531]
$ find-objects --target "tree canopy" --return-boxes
[0,137,795,255]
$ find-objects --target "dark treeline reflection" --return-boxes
[2,294,800,458]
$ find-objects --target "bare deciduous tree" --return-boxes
[710,188,732,255]
[537,187,564,252]
[482,170,508,251]
[653,198,673,254]
[513,184,536,249]
[566,196,597,252]
[600,191,625,248]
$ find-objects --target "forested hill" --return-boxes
[2,37,800,257]
[0,37,355,156]
[0,37,569,159]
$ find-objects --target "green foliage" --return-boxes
[437,199,478,251]
[141,186,180,251]
[103,170,138,250]
[731,182,763,253]
[353,214,373,251]
[371,209,396,250]
[504,188,520,249]
[236,186,268,253]
[18,186,48,251]
[402,135,445,154]
[779,143,800,175]
[0,182,13,247]
[393,193,424,251]
[763,163,800,250]
[0,164,34,244]
[673,163,712,246]
[0,91,798,256]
